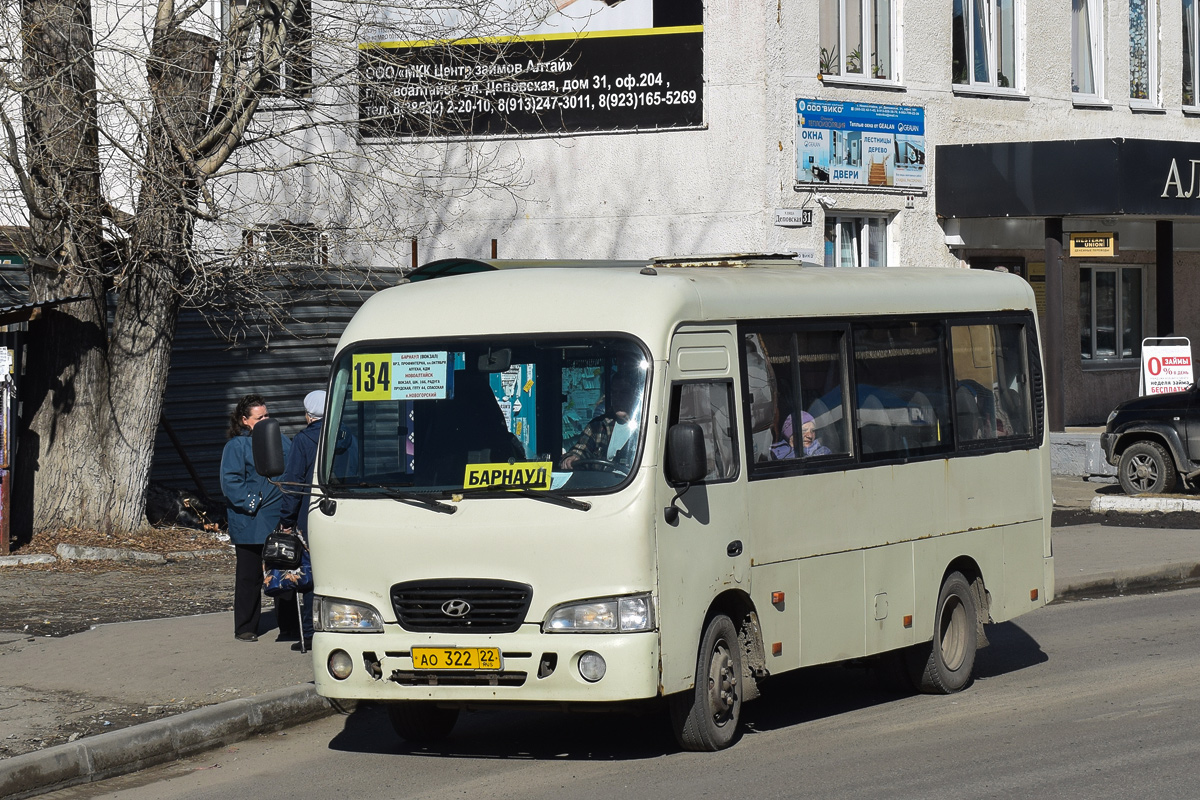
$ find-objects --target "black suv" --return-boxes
[1102,385,1200,495]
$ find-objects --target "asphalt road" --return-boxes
[46,587,1200,800]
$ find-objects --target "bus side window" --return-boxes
[669,382,738,482]
[742,333,778,462]
[951,322,1033,442]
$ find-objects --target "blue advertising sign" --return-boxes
[795,99,926,190]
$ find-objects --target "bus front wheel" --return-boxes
[386,701,459,744]
[669,614,743,751]
[907,571,978,694]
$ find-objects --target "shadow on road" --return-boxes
[327,621,1047,758]
[328,699,675,761]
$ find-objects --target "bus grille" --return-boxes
[390,579,532,633]
[389,670,528,687]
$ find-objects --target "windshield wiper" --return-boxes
[453,484,592,512]
[328,483,457,514]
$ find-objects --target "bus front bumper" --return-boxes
[310,627,663,705]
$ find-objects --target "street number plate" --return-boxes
[411,647,501,671]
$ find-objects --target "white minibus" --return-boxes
[254,254,1052,751]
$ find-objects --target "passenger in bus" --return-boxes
[560,372,641,470]
[770,412,832,459]
[769,414,796,460]
[799,411,832,456]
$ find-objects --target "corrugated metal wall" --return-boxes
[0,252,400,504]
[152,268,398,499]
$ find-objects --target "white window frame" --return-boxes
[1128,0,1160,109]
[824,215,890,268]
[1072,0,1107,104]
[1184,0,1200,110]
[1080,264,1144,365]
[819,0,902,85]
[951,0,1026,96]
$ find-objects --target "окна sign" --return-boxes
[1140,337,1193,396]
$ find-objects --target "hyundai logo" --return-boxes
[441,599,471,618]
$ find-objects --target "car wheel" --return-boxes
[1118,441,1177,496]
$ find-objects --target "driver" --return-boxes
[560,371,641,471]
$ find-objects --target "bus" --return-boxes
[254,254,1052,751]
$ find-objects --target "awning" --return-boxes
[936,138,1200,219]
[0,295,89,326]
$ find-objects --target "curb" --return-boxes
[1092,495,1200,514]
[1054,561,1200,602]
[0,684,341,800]
[0,555,57,567]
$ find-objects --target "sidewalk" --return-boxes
[2,474,1199,799]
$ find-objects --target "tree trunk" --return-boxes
[13,0,112,540]
[100,28,218,531]
[14,16,218,536]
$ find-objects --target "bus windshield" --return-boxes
[321,336,651,495]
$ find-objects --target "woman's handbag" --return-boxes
[263,528,303,570]
[263,528,313,597]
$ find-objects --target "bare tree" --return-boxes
[0,0,545,535]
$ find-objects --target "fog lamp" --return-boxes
[328,649,354,680]
[578,651,606,682]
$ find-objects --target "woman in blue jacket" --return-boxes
[220,394,291,642]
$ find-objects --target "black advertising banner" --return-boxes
[358,0,703,138]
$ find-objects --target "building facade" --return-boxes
[285,0,1199,429]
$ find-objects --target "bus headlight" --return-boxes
[544,594,654,632]
[315,596,384,632]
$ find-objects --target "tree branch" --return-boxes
[0,107,59,220]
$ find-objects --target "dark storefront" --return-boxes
[937,138,1200,429]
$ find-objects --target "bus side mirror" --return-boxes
[252,417,286,477]
[666,423,707,484]
[664,424,706,525]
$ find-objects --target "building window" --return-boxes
[1130,0,1157,103]
[819,0,897,81]
[263,0,313,98]
[1072,0,1105,98]
[1185,0,1199,105]
[824,216,888,268]
[1080,266,1143,362]
[244,221,327,265]
[952,0,1019,89]
[218,0,312,99]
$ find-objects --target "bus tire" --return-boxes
[669,614,743,751]
[907,571,977,694]
[386,701,459,744]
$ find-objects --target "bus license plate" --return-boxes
[411,647,501,671]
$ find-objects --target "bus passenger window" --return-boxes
[742,333,779,462]
[797,330,851,458]
[852,322,952,460]
[951,323,1033,442]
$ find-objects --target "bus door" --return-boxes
[656,328,750,692]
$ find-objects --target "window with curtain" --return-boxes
[1072,0,1105,97]
[819,0,897,80]
[1129,0,1157,104]
[824,217,889,268]
[952,0,1019,89]
[1185,0,1198,105]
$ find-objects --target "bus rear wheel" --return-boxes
[907,571,978,694]
[386,701,459,744]
[669,614,743,751]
